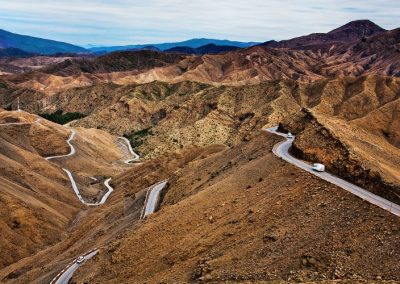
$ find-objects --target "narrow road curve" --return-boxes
[45,130,76,160]
[0,117,41,126]
[50,249,99,284]
[45,129,115,206]
[1,116,114,206]
[265,126,400,217]
[62,169,114,206]
[141,180,168,218]
[117,137,140,164]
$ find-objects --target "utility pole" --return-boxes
[17,98,21,112]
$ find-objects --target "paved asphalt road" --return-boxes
[142,181,168,218]
[62,169,114,206]
[118,137,140,164]
[51,179,166,283]
[50,249,99,284]
[46,130,76,160]
[265,126,400,217]
[0,117,41,126]
[45,129,114,206]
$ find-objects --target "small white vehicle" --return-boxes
[312,163,325,172]
[76,256,85,264]
[287,132,293,139]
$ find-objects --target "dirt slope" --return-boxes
[71,131,400,283]
[0,110,81,269]
[0,109,132,271]
[72,76,400,203]
[0,143,225,283]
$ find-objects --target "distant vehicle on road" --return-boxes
[76,256,85,264]
[287,132,293,139]
[312,163,325,172]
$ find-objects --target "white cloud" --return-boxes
[0,0,398,46]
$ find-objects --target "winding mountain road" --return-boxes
[118,137,140,164]
[45,129,116,206]
[266,126,400,217]
[62,169,113,206]
[50,249,99,284]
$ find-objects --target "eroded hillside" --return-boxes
[70,131,400,283]
[0,23,398,98]
[0,109,132,271]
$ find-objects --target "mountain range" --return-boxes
[0,28,260,56]
[0,20,391,57]
[164,43,241,55]
[87,38,260,53]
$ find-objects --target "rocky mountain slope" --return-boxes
[0,110,80,269]
[69,132,400,283]
[8,75,393,205]
[0,19,399,284]
[40,50,186,77]
[0,109,130,271]
[1,21,398,98]
[2,130,400,283]
[262,20,386,50]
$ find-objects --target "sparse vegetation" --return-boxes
[124,128,153,151]
[39,110,86,125]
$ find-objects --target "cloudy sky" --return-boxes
[0,0,399,47]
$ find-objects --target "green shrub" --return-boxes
[39,110,86,125]
[124,128,153,152]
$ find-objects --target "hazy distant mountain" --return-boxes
[0,47,35,58]
[127,45,161,52]
[165,43,241,55]
[89,38,259,53]
[93,45,161,56]
[0,29,88,55]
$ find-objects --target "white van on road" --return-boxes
[312,163,325,172]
